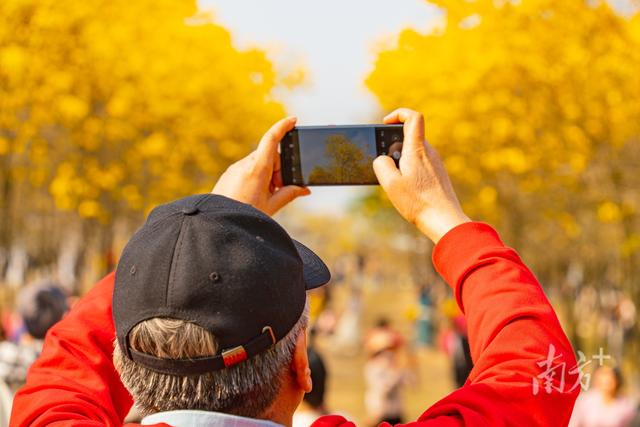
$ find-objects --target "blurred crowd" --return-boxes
[295,253,640,426]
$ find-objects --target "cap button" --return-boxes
[181,206,199,215]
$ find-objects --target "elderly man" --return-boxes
[11,109,578,426]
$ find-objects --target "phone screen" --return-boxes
[280,125,403,186]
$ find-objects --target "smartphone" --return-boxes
[280,124,404,186]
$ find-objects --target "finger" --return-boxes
[273,145,282,174]
[383,108,405,124]
[272,169,284,189]
[383,108,425,156]
[267,186,311,213]
[373,155,401,190]
[256,116,297,168]
[243,151,257,165]
[383,107,417,124]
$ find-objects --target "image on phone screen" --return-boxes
[280,125,403,186]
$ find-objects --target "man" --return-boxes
[11,109,579,426]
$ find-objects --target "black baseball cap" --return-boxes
[113,194,330,376]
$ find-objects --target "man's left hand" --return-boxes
[212,116,310,216]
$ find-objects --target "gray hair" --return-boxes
[113,302,309,418]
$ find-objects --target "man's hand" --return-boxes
[373,108,471,243]
[212,116,310,216]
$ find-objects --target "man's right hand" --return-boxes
[373,108,471,244]
[212,116,310,216]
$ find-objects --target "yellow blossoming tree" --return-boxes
[0,0,288,283]
[367,0,640,358]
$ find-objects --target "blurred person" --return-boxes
[333,285,363,356]
[308,286,336,336]
[1,310,24,344]
[314,301,338,337]
[610,296,637,361]
[331,258,347,285]
[0,281,68,390]
[308,280,338,338]
[16,282,68,341]
[439,315,473,388]
[0,325,8,427]
[365,317,404,355]
[569,366,638,427]
[416,285,434,347]
[364,322,409,425]
[0,378,11,427]
[334,254,367,354]
[12,109,580,426]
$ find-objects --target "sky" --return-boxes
[197,0,440,213]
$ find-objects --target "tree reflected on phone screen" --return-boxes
[307,134,376,184]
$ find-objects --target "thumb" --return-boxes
[267,186,311,214]
[373,155,401,191]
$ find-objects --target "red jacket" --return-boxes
[10,222,579,426]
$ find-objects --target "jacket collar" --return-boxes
[142,409,284,427]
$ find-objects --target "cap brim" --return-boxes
[293,240,331,290]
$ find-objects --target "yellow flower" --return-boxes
[597,201,622,223]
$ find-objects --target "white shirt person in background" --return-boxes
[569,366,638,427]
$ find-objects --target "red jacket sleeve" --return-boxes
[314,222,579,427]
[417,222,578,426]
[10,273,166,427]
